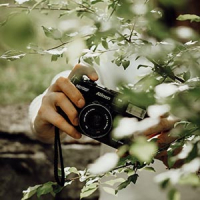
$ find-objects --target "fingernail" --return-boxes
[91,73,98,80]
[78,98,85,107]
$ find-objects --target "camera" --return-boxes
[60,75,147,149]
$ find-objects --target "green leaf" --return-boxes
[142,167,156,172]
[102,187,116,196]
[83,57,93,65]
[129,173,139,184]
[177,14,200,22]
[0,50,26,61]
[103,178,125,186]
[93,56,100,65]
[22,185,41,200]
[91,0,104,4]
[122,60,130,70]
[51,55,59,61]
[115,59,122,66]
[137,64,150,69]
[160,179,170,189]
[80,183,98,199]
[42,26,62,40]
[53,184,65,194]
[168,188,180,200]
[64,166,79,177]
[115,174,138,194]
[102,39,108,49]
[36,182,56,198]
[135,56,141,61]
[69,167,80,174]
[116,179,130,193]
[80,187,98,199]
[183,71,191,81]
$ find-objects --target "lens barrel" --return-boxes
[79,103,112,138]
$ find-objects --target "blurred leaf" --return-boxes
[51,55,59,61]
[46,47,67,55]
[42,26,62,40]
[91,0,104,4]
[27,43,44,54]
[137,64,150,69]
[31,0,46,11]
[0,4,9,7]
[15,0,30,4]
[93,56,100,65]
[102,39,108,49]
[160,179,170,189]
[102,187,116,196]
[179,173,200,186]
[142,167,156,172]
[122,60,130,70]
[159,0,186,7]
[103,178,125,186]
[0,50,26,61]
[168,188,180,200]
[80,183,98,199]
[130,137,158,163]
[0,13,35,48]
[183,71,191,81]
[22,185,41,200]
[177,14,200,22]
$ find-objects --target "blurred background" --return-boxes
[0,0,200,200]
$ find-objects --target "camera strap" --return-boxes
[54,126,65,186]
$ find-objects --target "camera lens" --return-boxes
[79,104,112,138]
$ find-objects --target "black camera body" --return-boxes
[62,75,147,149]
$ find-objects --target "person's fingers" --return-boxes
[155,150,169,167]
[68,63,99,81]
[54,92,79,126]
[42,92,79,126]
[155,147,183,168]
[48,77,85,108]
[143,117,178,137]
[153,131,178,150]
[37,105,82,139]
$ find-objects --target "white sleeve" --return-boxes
[28,70,71,138]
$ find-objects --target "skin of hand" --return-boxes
[143,116,183,168]
[118,116,183,168]
[33,64,98,143]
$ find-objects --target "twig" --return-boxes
[128,18,137,42]
[1,4,71,11]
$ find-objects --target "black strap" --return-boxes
[54,126,65,186]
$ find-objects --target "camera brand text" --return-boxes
[96,92,111,100]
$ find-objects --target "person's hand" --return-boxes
[143,116,183,168]
[33,64,98,143]
[117,116,182,168]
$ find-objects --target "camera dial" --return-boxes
[78,103,112,138]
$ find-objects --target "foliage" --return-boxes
[1,0,200,200]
